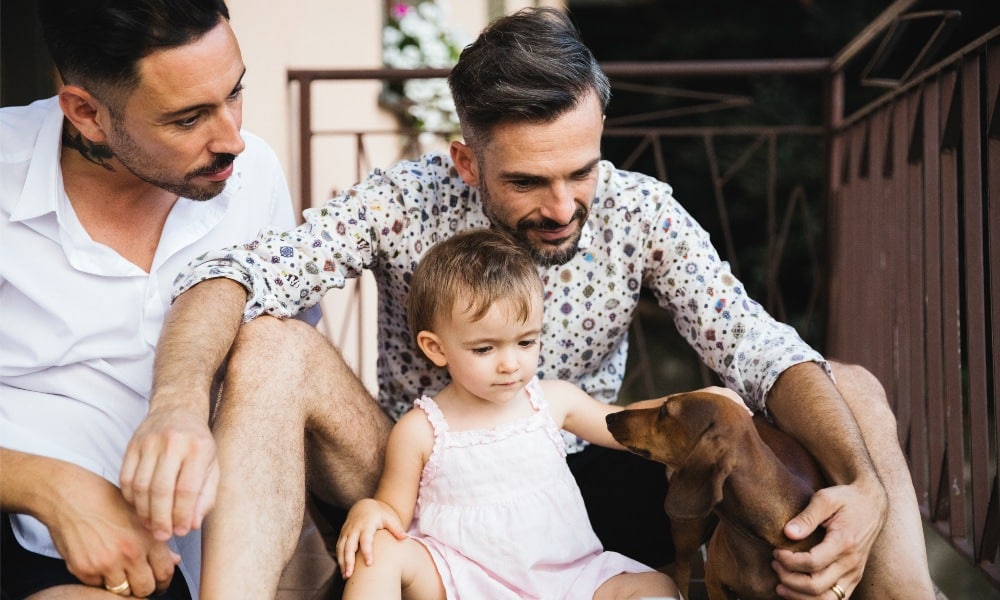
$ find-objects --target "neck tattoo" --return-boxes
[62,127,115,172]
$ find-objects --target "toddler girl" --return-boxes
[335,228,680,600]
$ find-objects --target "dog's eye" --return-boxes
[659,403,668,419]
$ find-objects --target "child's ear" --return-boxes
[416,330,448,367]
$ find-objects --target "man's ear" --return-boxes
[416,330,448,367]
[57,85,111,143]
[449,140,479,187]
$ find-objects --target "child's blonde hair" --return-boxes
[407,228,543,340]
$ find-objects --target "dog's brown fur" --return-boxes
[606,391,826,600]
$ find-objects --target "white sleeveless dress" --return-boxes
[407,377,654,599]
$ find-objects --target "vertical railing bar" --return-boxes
[987,44,1000,567]
[939,67,969,550]
[892,97,913,440]
[960,53,990,561]
[922,77,946,520]
[905,85,928,506]
[297,74,314,213]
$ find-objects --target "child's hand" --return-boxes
[335,498,407,578]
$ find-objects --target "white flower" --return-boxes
[383,0,465,136]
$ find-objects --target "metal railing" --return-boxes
[827,16,1000,585]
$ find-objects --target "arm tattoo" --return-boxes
[62,127,115,172]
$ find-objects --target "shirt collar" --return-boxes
[10,97,65,223]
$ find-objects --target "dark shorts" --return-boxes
[309,443,676,570]
[567,443,675,568]
[1,513,192,600]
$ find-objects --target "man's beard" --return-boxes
[480,184,587,267]
[107,119,236,201]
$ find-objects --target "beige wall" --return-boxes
[225,0,563,392]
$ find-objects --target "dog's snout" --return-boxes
[605,412,619,426]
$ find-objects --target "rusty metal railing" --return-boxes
[827,10,1000,586]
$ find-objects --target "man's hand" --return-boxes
[45,463,180,597]
[628,385,751,414]
[335,498,407,578]
[120,402,218,542]
[772,477,887,598]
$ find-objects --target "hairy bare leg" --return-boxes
[199,317,392,600]
[829,361,935,600]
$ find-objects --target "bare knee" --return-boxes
[27,585,121,599]
[231,315,326,371]
[594,570,679,600]
[828,361,897,430]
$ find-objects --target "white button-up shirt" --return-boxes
[0,97,296,596]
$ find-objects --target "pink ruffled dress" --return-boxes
[408,377,654,599]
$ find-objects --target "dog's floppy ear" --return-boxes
[663,421,735,520]
[663,395,733,519]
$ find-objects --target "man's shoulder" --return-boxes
[593,161,677,218]
[382,151,459,181]
[597,160,673,195]
[353,151,469,206]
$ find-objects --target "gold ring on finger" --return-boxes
[830,582,847,600]
[105,580,131,595]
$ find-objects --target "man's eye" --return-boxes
[472,346,491,355]
[228,84,244,101]
[519,339,537,348]
[175,115,200,129]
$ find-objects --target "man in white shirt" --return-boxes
[0,1,387,598]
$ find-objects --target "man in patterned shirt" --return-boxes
[124,7,935,599]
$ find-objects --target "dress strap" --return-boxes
[524,376,546,411]
[413,395,448,484]
[523,378,568,458]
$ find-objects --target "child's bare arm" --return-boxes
[542,379,627,450]
[335,410,432,577]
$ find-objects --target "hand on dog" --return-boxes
[772,478,887,599]
[336,498,408,578]
[628,386,751,415]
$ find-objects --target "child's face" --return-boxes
[433,294,543,407]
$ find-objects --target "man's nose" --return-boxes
[539,182,577,225]
[208,104,245,156]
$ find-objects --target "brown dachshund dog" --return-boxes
[606,391,827,600]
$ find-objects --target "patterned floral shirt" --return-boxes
[175,152,826,451]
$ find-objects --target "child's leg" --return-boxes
[593,570,681,600]
[342,530,445,600]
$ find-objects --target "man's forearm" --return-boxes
[152,278,247,417]
[1,448,79,520]
[766,362,879,486]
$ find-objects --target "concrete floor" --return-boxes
[277,516,997,599]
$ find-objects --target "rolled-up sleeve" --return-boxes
[173,170,402,322]
[640,181,830,411]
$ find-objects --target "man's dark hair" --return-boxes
[447,7,611,149]
[38,0,230,108]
